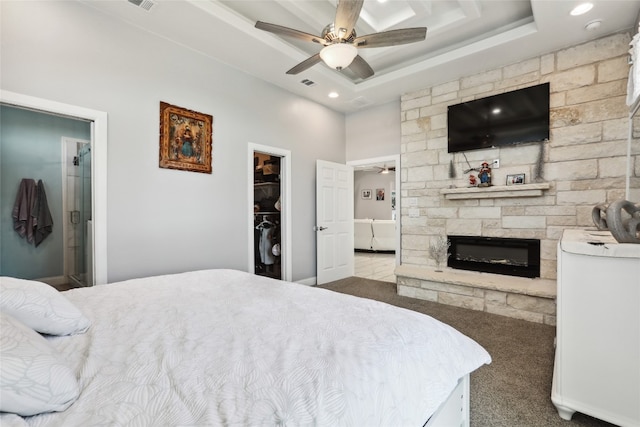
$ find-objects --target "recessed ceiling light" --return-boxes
[377,0,388,3]
[328,92,339,98]
[570,2,593,16]
[492,108,501,115]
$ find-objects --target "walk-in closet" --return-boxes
[253,152,281,279]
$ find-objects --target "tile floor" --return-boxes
[354,251,397,283]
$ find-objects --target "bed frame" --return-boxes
[424,374,470,427]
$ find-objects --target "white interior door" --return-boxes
[316,160,354,285]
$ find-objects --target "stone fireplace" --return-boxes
[394,32,640,326]
[448,235,541,278]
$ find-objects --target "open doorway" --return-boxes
[1,105,91,287]
[347,155,400,283]
[253,152,282,279]
[1,90,108,285]
[247,143,292,281]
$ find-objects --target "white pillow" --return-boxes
[0,312,80,416]
[0,277,90,336]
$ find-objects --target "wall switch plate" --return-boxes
[492,159,500,168]
[409,208,420,218]
[408,197,418,206]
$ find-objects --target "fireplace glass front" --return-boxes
[447,235,540,278]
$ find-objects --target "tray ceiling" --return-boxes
[83,0,639,113]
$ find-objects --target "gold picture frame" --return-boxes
[159,102,213,174]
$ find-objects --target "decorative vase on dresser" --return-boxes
[552,229,640,427]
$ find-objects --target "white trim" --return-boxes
[347,154,401,267]
[247,143,292,282]
[0,90,108,285]
[296,276,317,286]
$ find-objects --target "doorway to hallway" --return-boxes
[354,252,396,283]
[348,154,400,282]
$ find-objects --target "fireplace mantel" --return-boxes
[440,183,550,200]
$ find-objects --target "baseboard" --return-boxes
[37,275,67,286]
[355,249,396,254]
[296,276,316,286]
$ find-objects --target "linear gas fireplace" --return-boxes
[447,235,540,278]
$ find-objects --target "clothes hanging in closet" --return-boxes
[256,219,275,266]
[12,178,53,247]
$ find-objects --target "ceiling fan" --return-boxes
[376,165,395,174]
[254,0,427,80]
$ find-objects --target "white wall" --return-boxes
[346,100,401,161]
[354,171,395,220]
[0,1,345,283]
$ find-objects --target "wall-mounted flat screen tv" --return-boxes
[447,82,550,153]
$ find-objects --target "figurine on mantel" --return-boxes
[478,162,492,187]
[464,159,491,187]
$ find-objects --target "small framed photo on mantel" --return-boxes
[506,173,525,185]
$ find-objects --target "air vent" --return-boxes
[300,79,316,87]
[350,96,373,108]
[127,0,156,11]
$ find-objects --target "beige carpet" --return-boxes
[318,276,615,427]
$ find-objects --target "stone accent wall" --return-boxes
[395,265,557,324]
[400,31,639,283]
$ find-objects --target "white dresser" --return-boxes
[552,229,640,427]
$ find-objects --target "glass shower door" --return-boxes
[70,144,92,286]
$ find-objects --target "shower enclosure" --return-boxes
[67,142,92,287]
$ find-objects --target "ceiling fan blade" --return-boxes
[286,53,323,75]
[348,55,374,79]
[255,21,327,45]
[354,27,427,48]
[334,0,364,40]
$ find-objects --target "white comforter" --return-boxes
[5,269,490,426]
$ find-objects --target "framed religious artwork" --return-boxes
[159,102,213,174]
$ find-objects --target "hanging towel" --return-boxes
[33,180,53,247]
[12,178,37,242]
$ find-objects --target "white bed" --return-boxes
[0,269,490,426]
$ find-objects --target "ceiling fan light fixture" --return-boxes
[319,43,358,70]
